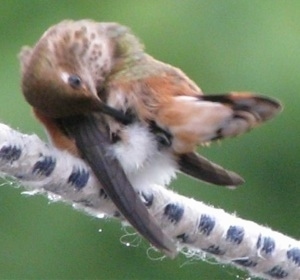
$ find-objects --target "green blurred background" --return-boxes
[0,1,299,279]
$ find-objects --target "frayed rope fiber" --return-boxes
[0,123,299,280]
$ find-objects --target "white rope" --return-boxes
[0,122,299,280]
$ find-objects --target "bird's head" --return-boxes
[20,20,144,119]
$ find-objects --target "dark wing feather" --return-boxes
[60,114,176,258]
[179,152,244,187]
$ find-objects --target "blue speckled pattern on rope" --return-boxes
[0,123,299,280]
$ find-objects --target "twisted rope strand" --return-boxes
[0,123,299,280]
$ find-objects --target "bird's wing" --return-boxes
[60,114,176,258]
[178,152,244,187]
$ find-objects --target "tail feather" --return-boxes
[202,92,281,121]
[200,92,282,141]
[160,92,282,153]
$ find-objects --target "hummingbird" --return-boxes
[19,20,282,258]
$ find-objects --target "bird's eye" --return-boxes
[68,74,82,89]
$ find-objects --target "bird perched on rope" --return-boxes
[19,19,282,258]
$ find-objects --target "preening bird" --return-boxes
[19,20,282,257]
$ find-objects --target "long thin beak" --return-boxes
[95,102,133,125]
[60,114,177,258]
